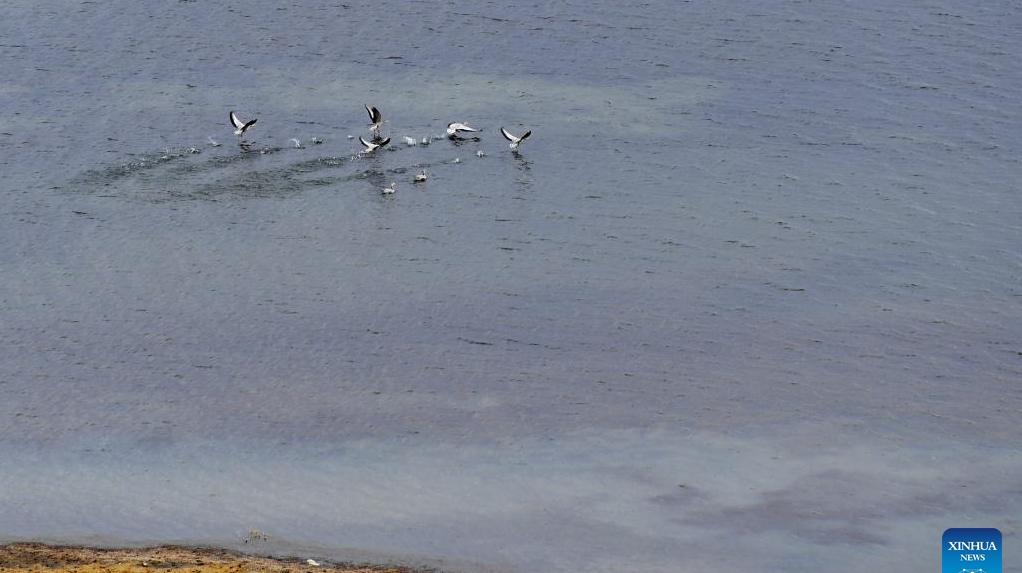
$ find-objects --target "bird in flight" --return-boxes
[366,105,385,140]
[500,127,532,151]
[446,122,479,138]
[358,136,390,153]
[229,111,258,136]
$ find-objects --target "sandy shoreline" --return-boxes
[0,544,413,573]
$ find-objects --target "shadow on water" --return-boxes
[512,152,531,172]
[448,135,482,145]
[510,153,533,192]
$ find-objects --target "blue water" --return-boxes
[1,1,1020,571]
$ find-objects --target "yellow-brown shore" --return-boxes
[0,544,412,573]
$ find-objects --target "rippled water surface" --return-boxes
[1,1,1020,572]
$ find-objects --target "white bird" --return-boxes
[366,105,385,138]
[207,136,221,147]
[306,560,320,567]
[452,157,461,164]
[382,182,397,194]
[476,150,486,157]
[229,111,258,136]
[420,137,430,145]
[289,138,303,149]
[446,122,478,138]
[500,127,532,151]
[311,137,323,145]
[403,136,418,146]
[358,136,390,153]
[414,169,428,182]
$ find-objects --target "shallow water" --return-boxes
[1,1,1020,572]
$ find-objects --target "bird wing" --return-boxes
[230,111,245,129]
[500,127,516,142]
[518,130,531,141]
[358,136,371,148]
[378,137,390,147]
[242,118,257,132]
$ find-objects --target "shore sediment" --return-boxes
[0,544,411,573]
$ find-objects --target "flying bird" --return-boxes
[446,122,479,138]
[500,127,532,151]
[229,111,258,136]
[358,136,390,153]
[366,105,385,138]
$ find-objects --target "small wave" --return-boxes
[66,143,460,203]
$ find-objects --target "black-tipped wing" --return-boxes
[230,111,244,129]
[519,130,531,142]
[241,118,257,132]
[366,105,382,123]
[358,136,371,148]
[500,127,515,142]
[378,137,390,147]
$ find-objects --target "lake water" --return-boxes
[1,1,1020,571]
